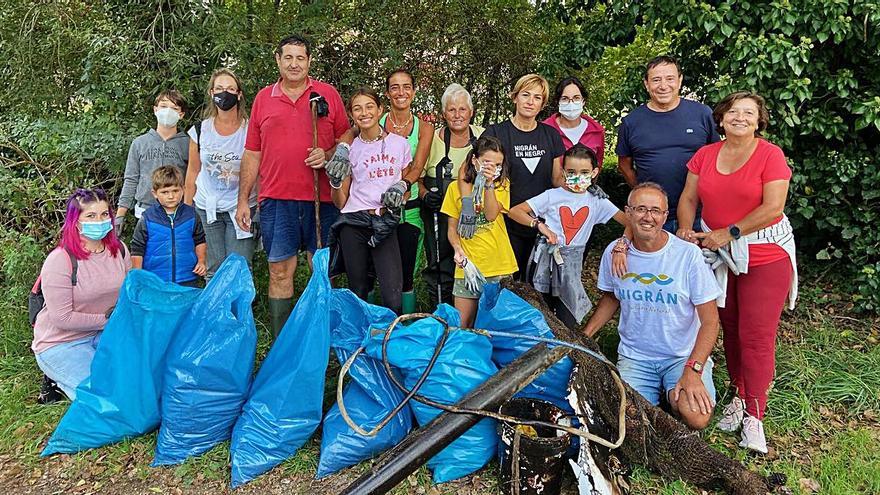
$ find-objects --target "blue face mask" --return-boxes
[80,220,112,241]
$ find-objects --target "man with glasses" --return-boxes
[584,182,722,430]
[616,56,719,232]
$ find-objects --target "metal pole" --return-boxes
[431,187,442,307]
[340,343,569,495]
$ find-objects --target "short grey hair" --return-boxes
[627,181,668,208]
[441,83,474,113]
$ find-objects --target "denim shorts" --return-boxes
[259,199,338,262]
[616,354,716,406]
[452,275,507,299]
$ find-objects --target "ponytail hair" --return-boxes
[462,135,509,186]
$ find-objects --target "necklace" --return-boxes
[86,245,105,254]
[358,128,385,143]
[389,112,413,132]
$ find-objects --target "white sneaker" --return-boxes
[739,416,768,454]
[717,397,745,432]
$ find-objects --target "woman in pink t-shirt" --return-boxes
[677,92,797,454]
[328,88,412,314]
[32,189,131,401]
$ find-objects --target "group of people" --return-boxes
[30,34,797,457]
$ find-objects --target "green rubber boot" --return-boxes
[401,291,417,314]
[268,297,294,339]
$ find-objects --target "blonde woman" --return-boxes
[471,74,565,280]
[184,68,256,280]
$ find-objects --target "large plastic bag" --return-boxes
[316,290,414,478]
[476,283,574,413]
[153,254,257,466]
[42,270,201,455]
[229,249,332,487]
[363,304,498,483]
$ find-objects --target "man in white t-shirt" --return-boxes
[584,182,721,430]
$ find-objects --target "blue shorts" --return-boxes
[617,354,716,406]
[259,199,338,262]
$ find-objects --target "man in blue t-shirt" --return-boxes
[584,183,721,431]
[616,56,720,232]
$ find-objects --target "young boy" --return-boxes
[509,144,629,329]
[115,90,190,233]
[130,166,207,287]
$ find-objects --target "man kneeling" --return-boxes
[584,182,721,430]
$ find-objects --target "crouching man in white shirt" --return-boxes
[584,182,722,430]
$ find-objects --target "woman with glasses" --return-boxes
[677,91,797,454]
[184,68,256,281]
[32,189,131,401]
[543,77,605,164]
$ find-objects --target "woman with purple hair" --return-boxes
[32,188,131,400]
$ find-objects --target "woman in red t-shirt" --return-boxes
[677,92,796,454]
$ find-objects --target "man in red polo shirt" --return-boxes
[236,34,349,337]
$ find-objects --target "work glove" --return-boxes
[461,257,487,293]
[325,142,351,189]
[457,195,478,239]
[381,180,408,208]
[587,184,609,200]
[472,175,487,214]
[423,187,444,211]
[113,216,125,237]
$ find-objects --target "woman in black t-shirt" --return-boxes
[478,74,565,280]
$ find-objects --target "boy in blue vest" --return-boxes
[130,166,207,287]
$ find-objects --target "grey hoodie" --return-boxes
[118,129,190,211]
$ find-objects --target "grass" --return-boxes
[0,251,878,494]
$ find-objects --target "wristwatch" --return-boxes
[685,359,704,375]
[728,224,742,240]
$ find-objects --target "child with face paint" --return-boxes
[509,144,630,329]
[115,90,190,234]
[441,136,517,327]
[32,188,131,400]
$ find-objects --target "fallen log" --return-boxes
[504,279,775,495]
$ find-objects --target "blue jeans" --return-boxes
[35,334,101,400]
[617,354,716,406]
[196,206,257,281]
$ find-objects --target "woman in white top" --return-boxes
[184,68,257,280]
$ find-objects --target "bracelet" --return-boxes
[611,237,629,254]
[402,178,413,188]
[530,217,542,229]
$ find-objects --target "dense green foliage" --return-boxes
[1,0,879,309]
[545,0,880,310]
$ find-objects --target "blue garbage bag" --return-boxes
[153,254,258,466]
[476,283,574,413]
[363,304,498,483]
[229,249,332,487]
[42,270,201,455]
[316,290,414,478]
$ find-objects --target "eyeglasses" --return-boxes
[559,96,583,104]
[213,86,238,93]
[626,205,668,217]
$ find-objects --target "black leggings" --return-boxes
[505,219,538,282]
[339,224,403,314]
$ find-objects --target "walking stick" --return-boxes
[309,92,328,248]
[431,187,442,307]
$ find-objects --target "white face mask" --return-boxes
[559,101,584,120]
[155,107,181,127]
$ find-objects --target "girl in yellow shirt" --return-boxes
[441,136,517,327]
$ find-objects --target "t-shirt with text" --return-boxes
[526,188,619,247]
[187,119,255,216]
[598,233,721,361]
[483,120,565,208]
[342,133,412,214]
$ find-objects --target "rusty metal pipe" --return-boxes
[340,343,570,495]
